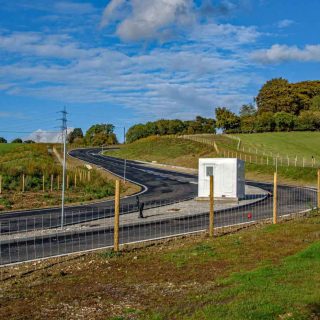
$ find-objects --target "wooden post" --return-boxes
[67,175,69,190]
[74,174,77,188]
[114,180,120,252]
[88,170,91,182]
[22,174,25,193]
[209,176,214,237]
[57,175,60,190]
[273,172,277,224]
[42,175,45,192]
[318,169,320,209]
[51,175,53,192]
[0,175,2,194]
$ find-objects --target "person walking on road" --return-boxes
[136,196,145,218]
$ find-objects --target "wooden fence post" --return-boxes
[22,174,25,193]
[318,169,320,209]
[67,175,69,190]
[209,175,214,237]
[57,175,60,190]
[273,172,277,224]
[114,180,120,252]
[42,175,45,192]
[51,175,53,192]
[0,175,2,194]
[74,174,77,188]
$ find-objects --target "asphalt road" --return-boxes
[0,148,198,234]
[0,148,317,265]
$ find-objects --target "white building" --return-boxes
[198,158,245,200]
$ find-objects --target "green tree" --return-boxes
[215,107,240,133]
[0,137,7,143]
[255,112,275,132]
[240,116,255,133]
[274,112,296,131]
[85,124,118,146]
[256,78,320,115]
[11,138,23,143]
[310,95,320,111]
[68,128,84,144]
[126,124,148,143]
[296,110,320,131]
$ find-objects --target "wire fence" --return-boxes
[0,179,318,267]
[180,134,319,168]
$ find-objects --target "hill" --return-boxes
[107,134,318,185]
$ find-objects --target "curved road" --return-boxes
[0,148,317,265]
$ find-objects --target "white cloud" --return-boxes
[101,0,196,41]
[25,128,73,143]
[251,44,320,64]
[277,19,294,28]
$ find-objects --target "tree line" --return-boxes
[216,78,320,133]
[125,117,216,143]
[0,124,118,146]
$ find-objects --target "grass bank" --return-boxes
[235,132,320,162]
[1,212,319,319]
[0,144,139,211]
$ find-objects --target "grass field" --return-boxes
[1,212,319,319]
[235,132,320,162]
[107,135,318,185]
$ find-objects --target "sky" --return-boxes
[0,0,319,142]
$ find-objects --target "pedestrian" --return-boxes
[139,202,145,218]
[136,195,140,209]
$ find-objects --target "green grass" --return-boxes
[107,136,214,168]
[235,132,320,161]
[186,241,320,320]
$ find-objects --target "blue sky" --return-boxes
[0,0,319,142]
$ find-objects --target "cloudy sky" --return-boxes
[0,0,319,141]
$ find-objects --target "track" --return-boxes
[0,148,317,265]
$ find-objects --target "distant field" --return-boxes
[235,132,320,162]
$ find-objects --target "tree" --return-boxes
[240,116,255,133]
[273,112,296,131]
[24,140,35,144]
[239,104,256,117]
[68,128,83,144]
[11,138,23,143]
[215,107,240,133]
[85,124,118,146]
[0,137,7,143]
[255,112,275,132]
[310,95,320,111]
[296,110,320,131]
[256,78,320,115]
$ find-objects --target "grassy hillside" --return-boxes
[108,136,215,168]
[107,135,318,185]
[0,144,138,211]
[2,212,320,319]
[235,132,320,164]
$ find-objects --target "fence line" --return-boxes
[180,134,318,169]
[0,173,318,267]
